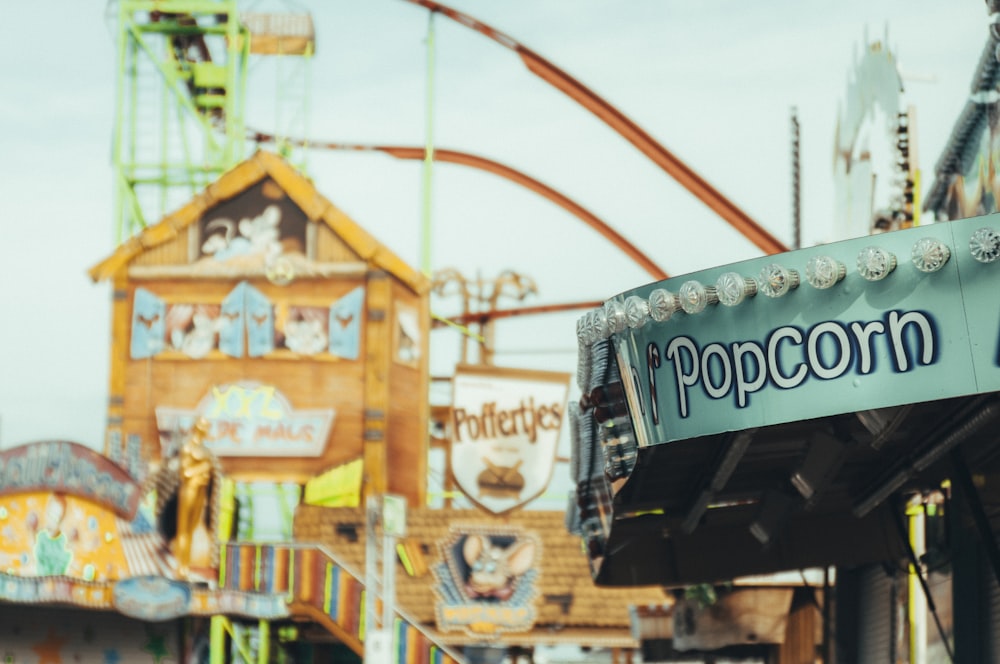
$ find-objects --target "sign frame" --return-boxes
[449,364,571,515]
[605,215,1000,447]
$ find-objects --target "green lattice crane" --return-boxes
[110,0,314,241]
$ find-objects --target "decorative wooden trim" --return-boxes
[105,274,131,456]
[264,160,329,221]
[127,261,368,280]
[145,349,349,363]
[362,271,391,498]
[167,198,207,234]
[374,246,431,295]
[89,237,141,281]
[322,204,379,260]
[188,215,201,263]
[91,150,430,296]
[89,161,263,281]
[204,157,268,202]
[306,220,317,261]
[138,219,178,247]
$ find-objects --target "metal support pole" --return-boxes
[364,495,382,662]
[892,499,954,663]
[365,494,405,664]
[822,566,832,664]
[257,620,270,664]
[790,106,801,250]
[908,105,920,227]
[908,499,927,664]
[951,447,1000,587]
[210,615,226,664]
[420,12,437,276]
[382,523,397,631]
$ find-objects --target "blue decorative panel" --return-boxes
[245,283,274,357]
[130,288,166,359]
[219,282,247,357]
[328,286,364,360]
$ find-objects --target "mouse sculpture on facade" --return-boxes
[461,534,536,601]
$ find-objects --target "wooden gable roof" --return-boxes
[89,150,429,295]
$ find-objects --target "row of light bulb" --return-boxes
[578,227,1000,344]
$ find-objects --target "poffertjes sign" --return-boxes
[450,365,570,514]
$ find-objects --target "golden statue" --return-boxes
[173,417,215,579]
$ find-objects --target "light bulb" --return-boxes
[857,246,897,281]
[590,307,609,340]
[604,300,627,335]
[805,255,845,289]
[648,289,679,323]
[576,314,589,344]
[678,280,718,314]
[716,272,757,306]
[910,238,951,273]
[758,264,800,298]
[624,295,650,328]
[578,311,595,344]
[970,227,1000,263]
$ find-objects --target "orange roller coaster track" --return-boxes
[400,0,789,256]
[250,133,669,280]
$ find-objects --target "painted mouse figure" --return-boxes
[462,534,536,601]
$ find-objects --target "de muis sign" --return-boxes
[604,214,1000,446]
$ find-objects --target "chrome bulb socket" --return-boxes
[716,272,757,306]
[624,295,650,328]
[970,227,1000,263]
[648,288,679,323]
[805,255,846,289]
[911,237,951,273]
[857,246,897,281]
[758,264,800,298]
[678,280,719,314]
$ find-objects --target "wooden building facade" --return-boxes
[0,151,678,663]
[90,150,430,505]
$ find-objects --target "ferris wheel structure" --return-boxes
[109,0,777,299]
[110,0,314,241]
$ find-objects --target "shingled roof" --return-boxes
[293,505,672,648]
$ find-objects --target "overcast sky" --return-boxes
[0,0,989,455]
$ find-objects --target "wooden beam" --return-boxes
[363,271,392,497]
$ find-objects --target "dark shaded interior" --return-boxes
[593,392,1000,586]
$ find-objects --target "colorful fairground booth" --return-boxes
[0,150,670,663]
[568,20,1000,659]
[561,4,1000,661]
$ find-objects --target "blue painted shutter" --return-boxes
[245,283,275,357]
[328,286,364,360]
[218,282,246,357]
[130,288,166,359]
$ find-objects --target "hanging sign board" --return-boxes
[432,525,541,638]
[156,381,335,457]
[450,365,570,514]
[113,577,192,621]
[0,441,140,519]
[608,214,1000,446]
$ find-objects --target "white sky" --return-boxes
[0,0,989,453]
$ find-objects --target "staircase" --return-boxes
[220,542,466,663]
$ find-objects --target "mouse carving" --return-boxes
[462,535,536,601]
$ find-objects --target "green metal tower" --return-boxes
[110,0,313,241]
